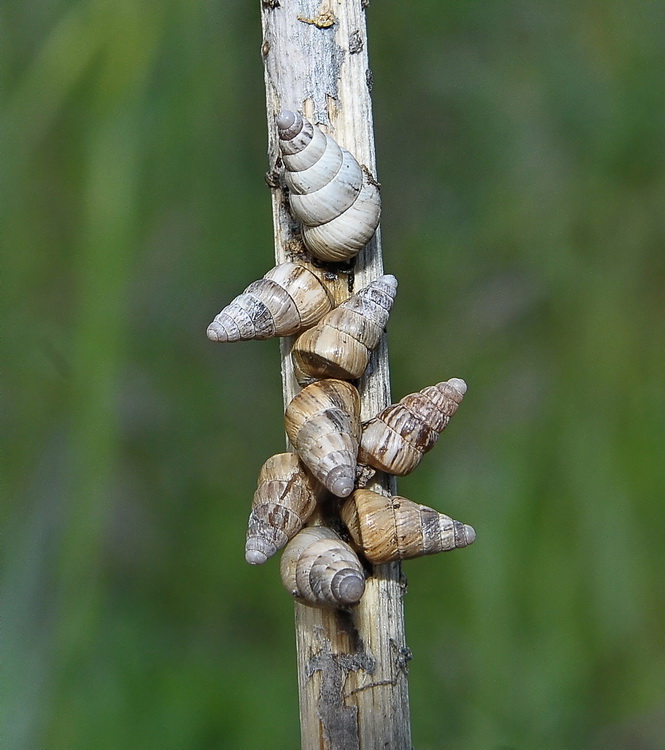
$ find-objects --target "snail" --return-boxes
[340,489,476,564]
[277,110,381,262]
[280,526,366,608]
[207,261,333,342]
[358,377,467,476]
[284,379,361,497]
[245,452,325,565]
[291,274,398,381]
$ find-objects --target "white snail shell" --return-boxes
[358,377,467,476]
[245,452,324,565]
[207,262,333,342]
[340,489,476,564]
[280,526,366,608]
[292,274,398,381]
[277,110,381,262]
[284,379,361,497]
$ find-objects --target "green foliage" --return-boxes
[2,1,664,747]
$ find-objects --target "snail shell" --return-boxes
[358,377,467,476]
[340,489,476,564]
[280,526,366,608]
[291,274,398,381]
[207,262,333,342]
[245,452,324,565]
[284,379,361,498]
[277,110,381,262]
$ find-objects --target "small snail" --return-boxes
[245,452,324,565]
[277,110,381,262]
[340,489,476,564]
[280,526,366,608]
[358,377,467,475]
[284,379,361,497]
[207,261,333,342]
[291,274,398,381]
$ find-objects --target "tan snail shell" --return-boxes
[358,377,467,476]
[291,274,398,381]
[280,526,366,608]
[207,262,332,342]
[245,452,324,565]
[284,379,361,497]
[340,489,476,564]
[277,110,381,262]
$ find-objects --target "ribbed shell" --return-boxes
[291,274,398,381]
[340,489,476,564]
[277,110,381,262]
[207,262,332,342]
[245,453,324,565]
[358,377,467,475]
[279,526,366,608]
[284,379,361,497]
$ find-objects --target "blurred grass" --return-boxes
[2,1,664,748]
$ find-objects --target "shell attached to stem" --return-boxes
[245,452,324,565]
[291,274,398,381]
[358,377,467,476]
[340,488,476,564]
[277,110,381,262]
[280,526,366,608]
[207,262,332,342]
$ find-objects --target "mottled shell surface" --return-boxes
[284,379,361,498]
[340,489,476,564]
[279,526,366,608]
[292,274,398,381]
[207,262,332,342]
[245,452,324,565]
[277,110,381,262]
[358,377,467,475]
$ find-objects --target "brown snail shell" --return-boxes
[245,452,324,565]
[279,526,366,608]
[291,274,398,381]
[207,262,332,342]
[284,379,361,497]
[358,377,467,476]
[340,489,476,564]
[277,110,381,262]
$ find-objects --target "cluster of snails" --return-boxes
[207,112,476,609]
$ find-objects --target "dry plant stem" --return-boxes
[261,1,412,748]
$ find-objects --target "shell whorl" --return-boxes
[340,489,476,564]
[207,262,333,342]
[284,379,361,497]
[358,377,467,476]
[292,274,398,380]
[277,111,381,262]
[279,526,366,608]
[245,452,323,565]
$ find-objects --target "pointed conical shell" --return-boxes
[277,111,381,262]
[284,379,361,497]
[358,378,467,476]
[245,452,324,565]
[207,262,333,342]
[279,526,366,608]
[292,275,398,380]
[340,489,476,564]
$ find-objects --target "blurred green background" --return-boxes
[2,1,664,748]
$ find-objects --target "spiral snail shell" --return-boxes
[358,377,467,476]
[207,262,333,342]
[291,274,398,381]
[245,452,324,565]
[284,379,361,498]
[280,526,366,608]
[340,489,476,564]
[277,110,381,262]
